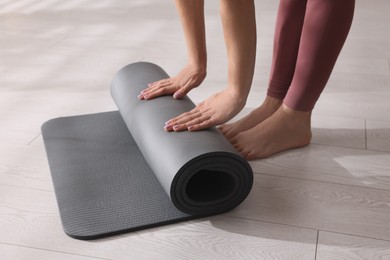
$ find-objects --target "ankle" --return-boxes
[280,103,312,129]
[262,96,283,112]
[281,103,311,117]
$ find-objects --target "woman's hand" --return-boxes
[164,88,246,132]
[138,64,206,100]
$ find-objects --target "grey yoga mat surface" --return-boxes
[42,62,253,240]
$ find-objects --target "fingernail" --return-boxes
[188,126,194,131]
[173,125,180,130]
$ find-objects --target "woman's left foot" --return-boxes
[219,95,282,140]
[231,104,312,160]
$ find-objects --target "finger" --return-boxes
[164,112,193,131]
[173,89,186,99]
[142,80,172,95]
[188,118,215,131]
[149,79,172,90]
[164,124,174,132]
[165,108,200,125]
[167,113,201,130]
[178,115,210,130]
[173,78,196,99]
[171,124,190,132]
[171,114,209,132]
[173,111,204,126]
[143,81,181,99]
[147,80,160,87]
[166,114,199,132]
[144,86,175,100]
[148,78,170,87]
[165,111,202,132]
[140,80,172,98]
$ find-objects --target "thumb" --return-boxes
[173,86,190,99]
[173,80,198,99]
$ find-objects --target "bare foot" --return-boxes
[219,96,282,140]
[138,64,206,100]
[165,88,246,132]
[231,104,312,160]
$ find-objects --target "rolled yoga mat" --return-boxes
[42,62,253,240]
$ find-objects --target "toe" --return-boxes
[245,151,256,161]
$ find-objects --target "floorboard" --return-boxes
[1,0,390,259]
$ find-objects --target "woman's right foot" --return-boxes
[219,96,282,140]
[231,104,312,160]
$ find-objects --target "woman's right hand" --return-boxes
[138,64,206,100]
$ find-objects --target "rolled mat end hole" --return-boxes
[185,170,235,204]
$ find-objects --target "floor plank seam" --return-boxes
[314,230,319,260]
[364,119,368,150]
[46,35,69,50]
[222,215,318,232]
[0,241,111,260]
[0,183,53,193]
[309,142,389,154]
[316,229,390,243]
[225,215,390,243]
[387,58,390,75]
[27,133,41,146]
[252,172,390,193]
[0,140,41,146]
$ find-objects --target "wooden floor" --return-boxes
[1,0,390,259]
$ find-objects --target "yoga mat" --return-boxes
[42,62,253,240]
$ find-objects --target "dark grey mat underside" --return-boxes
[42,111,191,239]
[42,62,253,240]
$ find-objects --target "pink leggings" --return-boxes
[267,0,355,111]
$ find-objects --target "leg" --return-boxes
[267,0,307,100]
[284,0,355,111]
[233,0,355,159]
[220,0,307,139]
[139,0,207,100]
[166,0,257,132]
